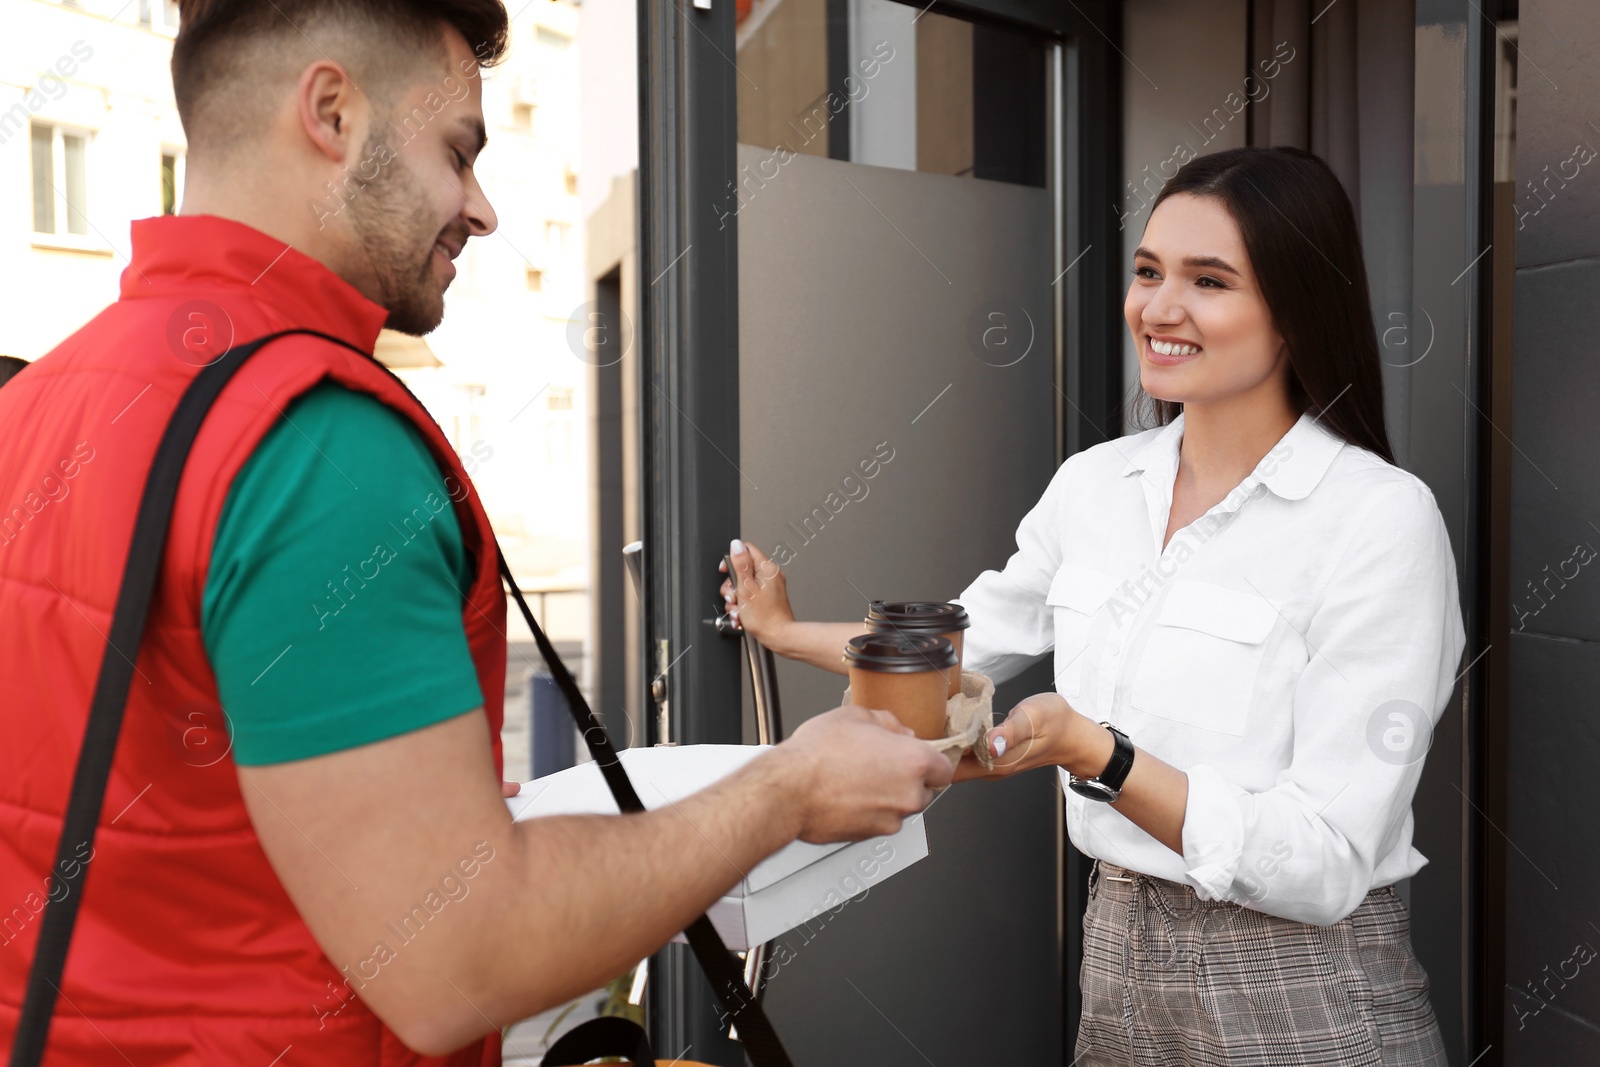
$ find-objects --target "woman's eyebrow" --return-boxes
[1183,254,1241,275]
[1133,247,1243,276]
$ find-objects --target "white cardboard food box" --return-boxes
[505,744,930,950]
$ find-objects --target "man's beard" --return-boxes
[346,130,453,336]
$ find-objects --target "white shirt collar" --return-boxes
[1119,409,1346,501]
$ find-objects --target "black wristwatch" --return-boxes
[1066,722,1135,803]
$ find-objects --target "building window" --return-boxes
[449,383,487,455]
[140,0,179,31]
[525,267,544,291]
[544,220,570,248]
[545,385,575,462]
[161,151,184,215]
[535,28,572,51]
[31,123,89,237]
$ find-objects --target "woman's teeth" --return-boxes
[1150,339,1200,356]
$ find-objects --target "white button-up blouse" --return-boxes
[955,411,1466,926]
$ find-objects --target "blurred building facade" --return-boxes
[0,0,591,637]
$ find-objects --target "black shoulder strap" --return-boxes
[8,329,362,1067]
[9,331,790,1067]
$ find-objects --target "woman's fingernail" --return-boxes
[730,538,745,555]
[993,735,1007,758]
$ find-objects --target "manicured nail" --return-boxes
[992,735,1007,758]
[730,538,745,555]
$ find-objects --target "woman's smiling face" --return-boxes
[1125,192,1289,408]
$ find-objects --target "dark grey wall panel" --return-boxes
[736,143,1062,1064]
[1509,2,1600,270]
[1507,259,1600,645]
[1506,0,1600,1059]
[1503,633,1600,1060]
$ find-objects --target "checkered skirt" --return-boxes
[1076,861,1448,1066]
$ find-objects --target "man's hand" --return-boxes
[771,705,954,843]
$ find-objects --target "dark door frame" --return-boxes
[635,0,1121,1060]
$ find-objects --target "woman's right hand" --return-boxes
[720,540,865,675]
[719,540,795,647]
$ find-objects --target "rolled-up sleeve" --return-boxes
[953,460,1071,685]
[1179,484,1466,925]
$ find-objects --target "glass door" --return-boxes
[637,1,1122,1061]
[732,2,1062,1064]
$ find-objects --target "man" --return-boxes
[0,1,951,1063]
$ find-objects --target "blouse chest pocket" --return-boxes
[1130,580,1278,736]
[1045,564,1118,700]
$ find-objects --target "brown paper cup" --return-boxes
[848,663,950,740]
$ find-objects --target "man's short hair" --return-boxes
[171,0,509,156]
[0,356,28,389]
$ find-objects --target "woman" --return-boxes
[722,146,1464,1066]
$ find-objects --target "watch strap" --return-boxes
[1096,722,1135,793]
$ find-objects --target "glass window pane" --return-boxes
[63,133,88,235]
[30,124,54,234]
[733,0,1046,186]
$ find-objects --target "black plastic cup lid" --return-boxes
[863,600,971,634]
[843,633,958,673]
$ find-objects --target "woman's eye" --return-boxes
[452,149,467,171]
[1133,266,1158,280]
[1197,275,1226,289]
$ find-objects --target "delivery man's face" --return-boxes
[345,27,498,336]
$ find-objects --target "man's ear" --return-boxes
[297,60,367,164]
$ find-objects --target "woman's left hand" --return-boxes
[953,691,1100,782]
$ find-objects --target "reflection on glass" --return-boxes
[733,0,1045,186]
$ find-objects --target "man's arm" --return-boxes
[240,703,948,1055]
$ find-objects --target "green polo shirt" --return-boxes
[201,382,485,766]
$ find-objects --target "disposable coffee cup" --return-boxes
[863,601,971,698]
[843,633,959,740]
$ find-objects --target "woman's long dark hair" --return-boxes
[1129,146,1395,465]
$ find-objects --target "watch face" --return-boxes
[1068,777,1118,803]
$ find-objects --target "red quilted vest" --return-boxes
[0,216,505,1065]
